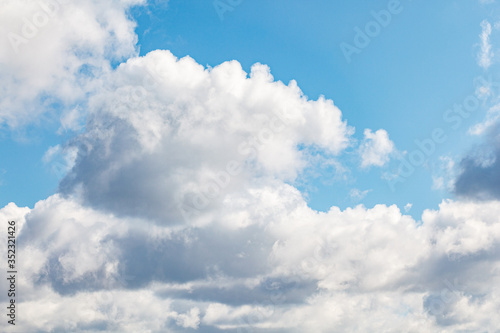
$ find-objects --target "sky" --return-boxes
[1,0,500,332]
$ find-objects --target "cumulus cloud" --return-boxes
[0,0,144,128]
[4,189,500,331]
[359,128,395,168]
[2,4,500,331]
[478,20,494,70]
[1,49,500,330]
[57,50,353,224]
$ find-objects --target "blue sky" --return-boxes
[3,1,500,331]
[2,0,498,218]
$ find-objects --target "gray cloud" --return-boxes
[454,124,500,200]
[56,50,353,226]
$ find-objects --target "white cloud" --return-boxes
[175,307,201,329]
[432,176,444,190]
[1,6,499,330]
[359,128,395,168]
[58,107,85,133]
[42,144,62,164]
[478,20,494,70]
[349,188,371,201]
[469,103,500,135]
[42,144,78,178]
[4,190,500,331]
[0,0,144,128]
[56,50,354,224]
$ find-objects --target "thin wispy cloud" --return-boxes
[478,19,494,69]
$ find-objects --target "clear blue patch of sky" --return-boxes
[0,120,65,208]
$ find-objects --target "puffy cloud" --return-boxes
[1,9,499,330]
[4,189,500,331]
[0,0,144,128]
[58,50,353,224]
[359,128,395,168]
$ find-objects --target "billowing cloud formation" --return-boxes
[58,50,354,224]
[0,0,143,127]
[1,48,500,331]
[4,191,500,331]
[2,4,499,330]
[359,128,395,168]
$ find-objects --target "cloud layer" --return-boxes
[2,2,500,332]
[4,190,500,331]
[1,49,500,332]
[58,50,353,224]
